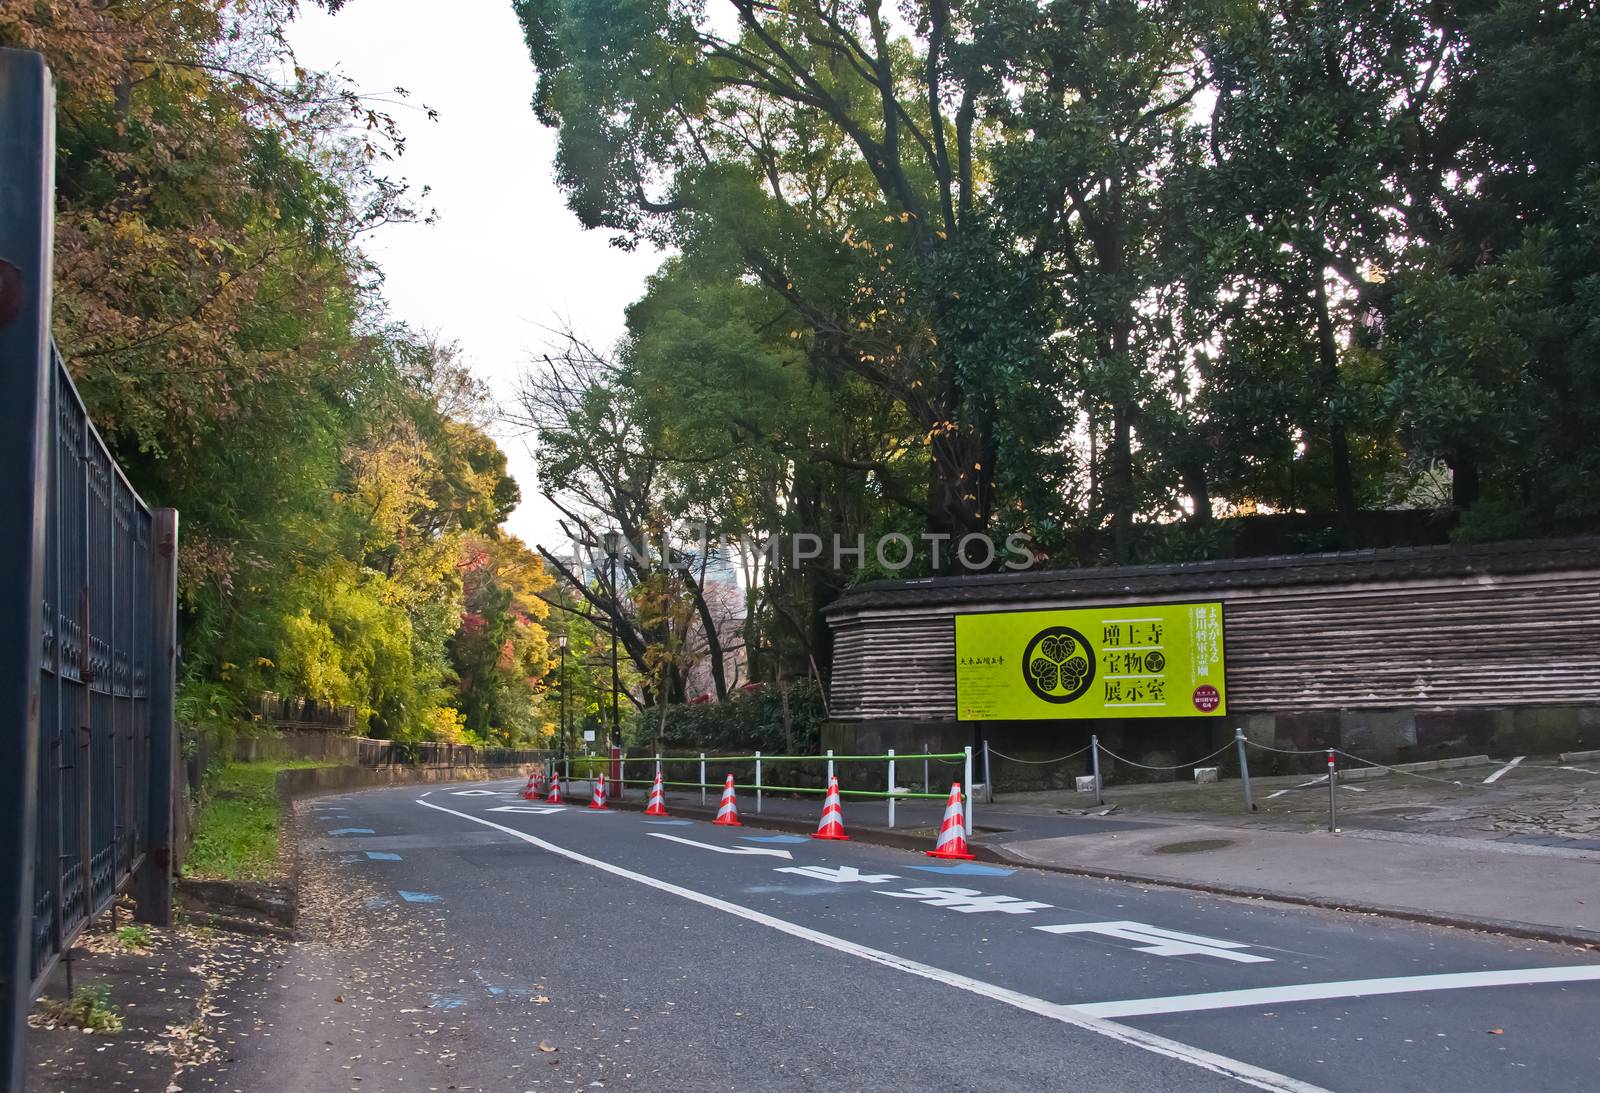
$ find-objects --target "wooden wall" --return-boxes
[828,568,1600,721]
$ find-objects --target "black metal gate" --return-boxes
[2,48,179,1089]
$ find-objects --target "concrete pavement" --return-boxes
[182,778,1600,1092]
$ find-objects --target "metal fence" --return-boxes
[3,49,179,1090]
[32,341,175,977]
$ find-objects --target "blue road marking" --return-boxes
[366,851,402,861]
[365,897,391,909]
[427,993,467,1010]
[908,863,1015,877]
[643,819,693,826]
[398,890,443,903]
[328,828,375,836]
[739,834,808,844]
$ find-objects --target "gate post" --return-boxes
[0,47,57,1093]
[135,510,178,924]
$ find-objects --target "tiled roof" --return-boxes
[825,536,1600,614]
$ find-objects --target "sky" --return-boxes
[285,0,664,553]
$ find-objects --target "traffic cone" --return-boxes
[644,770,669,816]
[811,774,850,840]
[546,773,562,804]
[521,773,539,800]
[589,772,608,810]
[713,774,741,826]
[925,782,975,860]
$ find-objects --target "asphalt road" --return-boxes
[186,779,1600,1093]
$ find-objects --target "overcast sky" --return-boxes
[286,0,663,552]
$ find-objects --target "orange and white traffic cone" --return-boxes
[925,782,975,860]
[811,774,850,840]
[644,770,669,816]
[546,773,562,804]
[589,772,609,810]
[712,774,741,826]
[521,773,539,800]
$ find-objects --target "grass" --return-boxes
[115,923,152,950]
[184,759,332,882]
[42,984,123,1033]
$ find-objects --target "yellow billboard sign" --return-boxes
[955,602,1225,721]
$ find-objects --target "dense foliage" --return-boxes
[6,0,552,744]
[513,0,1600,691]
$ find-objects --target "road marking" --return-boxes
[366,851,402,861]
[1561,766,1600,776]
[419,791,432,797]
[327,828,375,836]
[740,834,809,844]
[909,863,1014,877]
[1484,756,1525,784]
[1294,776,1328,789]
[1264,789,1291,800]
[647,832,794,859]
[453,789,498,796]
[1037,921,1271,964]
[1073,965,1600,1019]
[488,805,566,815]
[417,798,1324,1093]
[879,886,1052,914]
[398,890,443,903]
[775,866,899,884]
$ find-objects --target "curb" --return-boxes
[604,792,1600,950]
[988,845,1600,950]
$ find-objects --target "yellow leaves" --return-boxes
[936,230,948,240]
[255,656,275,668]
[899,211,910,223]
[789,330,801,339]
[882,215,895,223]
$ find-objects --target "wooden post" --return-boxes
[135,509,177,925]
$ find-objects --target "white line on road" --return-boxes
[1073,965,1600,1019]
[647,832,794,859]
[1560,766,1600,776]
[417,798,1326,1093]
[1483,756,1525,784]
[1264,789,1291,800]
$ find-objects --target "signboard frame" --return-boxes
[954,601,1227,722]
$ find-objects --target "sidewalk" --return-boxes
[604,758,1600,947]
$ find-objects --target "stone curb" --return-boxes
[989,844,1600,950]
[1338,753,1490,781]
[1560,749,1600,763]
[602,791,1600,951]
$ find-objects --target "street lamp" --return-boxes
[602,530,623,787]
[557,633,568,774]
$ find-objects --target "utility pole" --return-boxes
[557,633,567,771]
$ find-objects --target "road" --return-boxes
[185,779,1600,1092]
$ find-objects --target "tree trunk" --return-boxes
[1313,277,1357,534]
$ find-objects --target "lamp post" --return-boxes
[557,633,567,772]
[602,530,623,791]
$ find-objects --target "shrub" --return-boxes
[635,681,825,754]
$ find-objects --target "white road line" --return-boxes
[1483,756,1525,784]
[1264,789,1291,800]
[416,798,1326,1093]
[647,832,794,859]
[1073,966,1600,1019]
[1560,766,1600,776]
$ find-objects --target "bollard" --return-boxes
[700,752,706,806]
[827,748,834,785]
[924,758,929,794]
[1236,728,1255,812]
[887,748,896,829]
[755,751,762,813]
[1091,734,1104,806]
[964,746,974,837]
[1326,749,1338,832]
